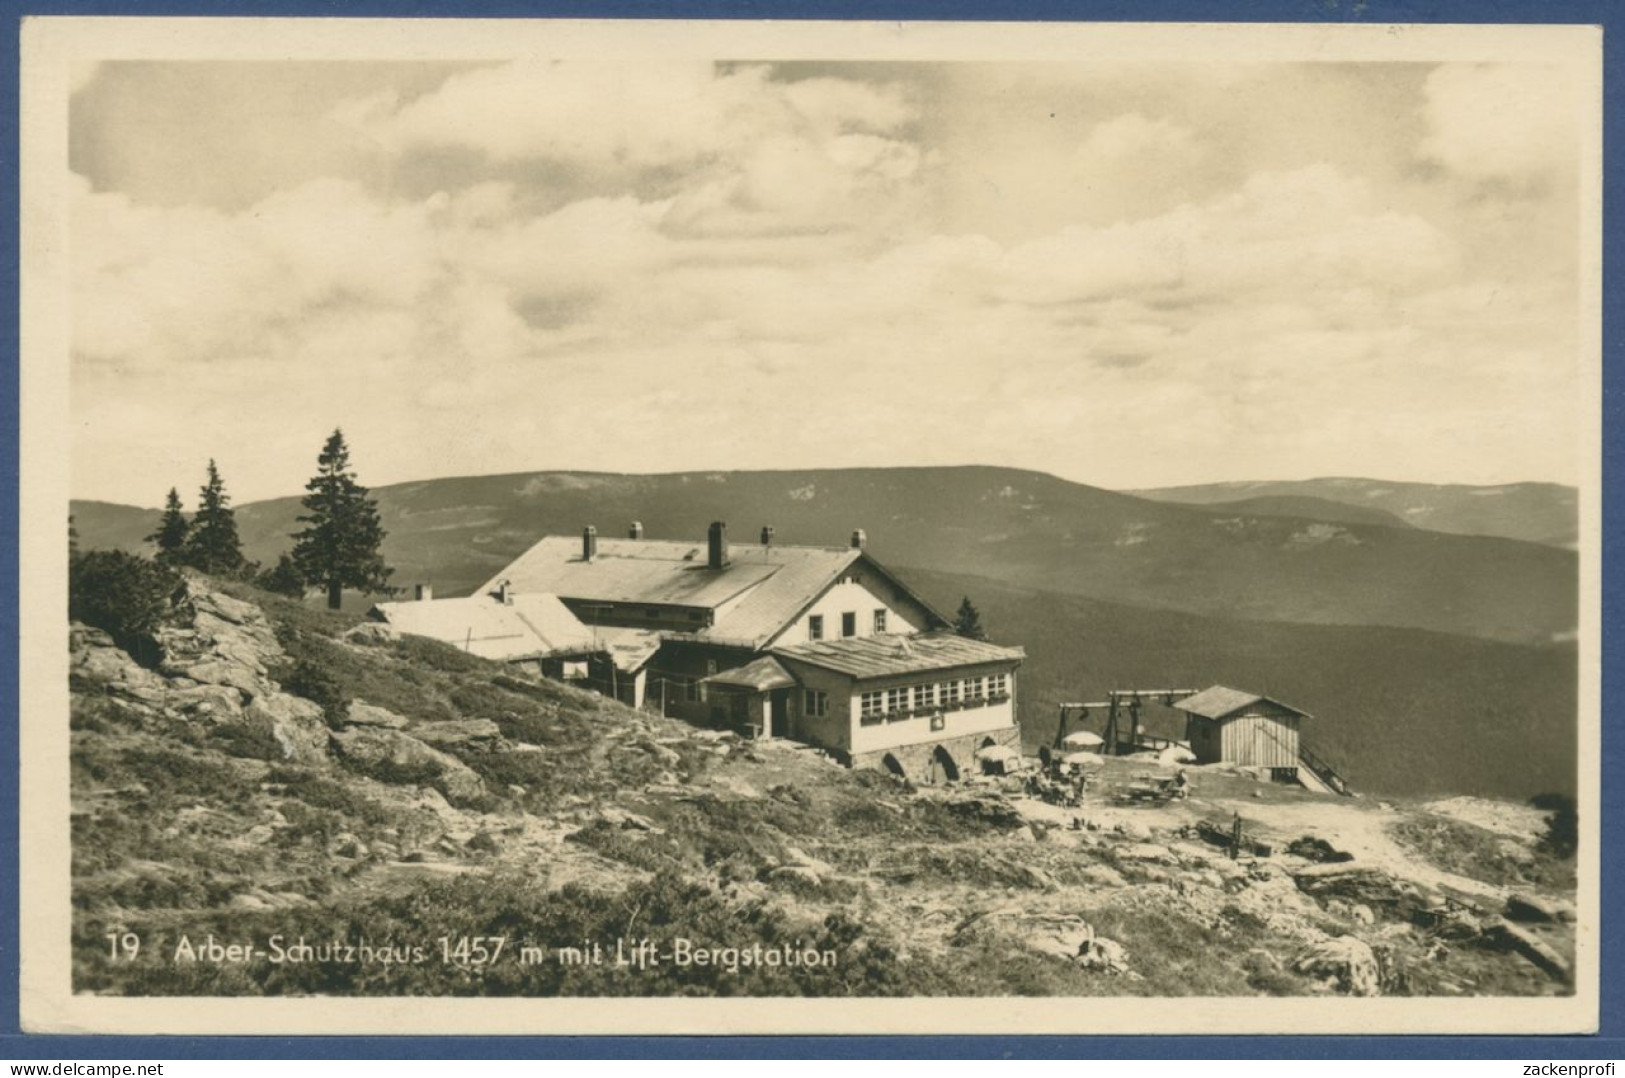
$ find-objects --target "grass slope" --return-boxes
[895,566,1578,801]
[73,466,1576,644]
[70,580,1575,999]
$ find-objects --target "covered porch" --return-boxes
[699,656,798,739]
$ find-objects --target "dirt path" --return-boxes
[1194,796,1509,902]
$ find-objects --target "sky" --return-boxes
[65,55,1589,506]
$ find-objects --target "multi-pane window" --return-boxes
[860,691,885,722]
[808,615,824,641]
[842,612,857,637]
[804,690,829,717]
[943,679,961,706]
[912,683,936,710]
[873,609,887,633]
[989,673,1008,697]
[965,676,985,700]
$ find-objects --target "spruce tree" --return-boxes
[291,429,392,610]
[182,459,246,575]
[953,596,988,641]
[146,488,190,566]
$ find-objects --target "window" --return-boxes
[873,609,887,633]
[989,673,1008,698]
[842,612,857,637]
[886,687,906,714]
[965,676,985,701]
[808,615,824,641]
[860,691,885,723]
[804,689,829,718]
[913,683,936,710]
[943,679,961,706]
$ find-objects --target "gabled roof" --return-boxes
[1173,685,1311,721]
[701,656,797,691]
[372,593,596,662]
[480,535,942,650]
[775,632,1024,681]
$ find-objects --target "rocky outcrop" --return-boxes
[1294,935,1381,996]
[330,726,486,804]
[71,584,331,767]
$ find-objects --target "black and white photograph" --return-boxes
[19,17,1601,1035]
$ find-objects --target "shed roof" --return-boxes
[1173,685,1311,721]
[372,593,595,662]
[593,626,663,673]
[480,535,941,649]
[775,632,1024,680]
[701,656,797,691]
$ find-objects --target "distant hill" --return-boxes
[1129,478,1579,549]
[896,567,1577,801]
[72,466,1577,644]
[1187,495,1413,531]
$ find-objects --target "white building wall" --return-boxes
[850,696,1017,756]
[767,576,930,649]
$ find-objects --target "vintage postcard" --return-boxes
[19,17,1602,1036]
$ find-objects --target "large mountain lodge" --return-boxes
[373,521,1023,781]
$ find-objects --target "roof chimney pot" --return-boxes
[708,521,730,570]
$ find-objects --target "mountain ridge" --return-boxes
[72,465,1576,645]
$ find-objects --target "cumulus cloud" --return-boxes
[1420,63,1577,186]
[335,61,923,238]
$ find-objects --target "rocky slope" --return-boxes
[69,579,1576,999]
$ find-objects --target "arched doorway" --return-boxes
[882,753,906,778]
[929,745,960,785]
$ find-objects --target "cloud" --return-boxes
[986,164,1456,308]
[335,61,923,238]
[1420,63,1576,186]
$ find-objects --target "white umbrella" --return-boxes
[1062,731,1104,748]
[1061,751,1103,767]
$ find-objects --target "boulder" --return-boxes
[161,656,266,699]
[344,622,399,646]
[168,683,246,720]
[343,701,410,730]
[1293,935,1381,996]
[331,726,485,803]
[410,718,505,750]
[1506,892,1575,925]
[193,589,260,627]
[1077,935,1131,974]
[240,694,330,765]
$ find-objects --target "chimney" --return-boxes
[582,525,598,562]
[760,525,775,549]
[708,521,729,570]
[415,583,433,602]
[850,528,867,550]
[496,579,513,605]
[629,521,644,540]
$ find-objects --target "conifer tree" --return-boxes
[146,487,190,566]
[291,429,392,610]
[953,596,988,641]
[182,459,246,575]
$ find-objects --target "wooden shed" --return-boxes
[1173,686,1309,769]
